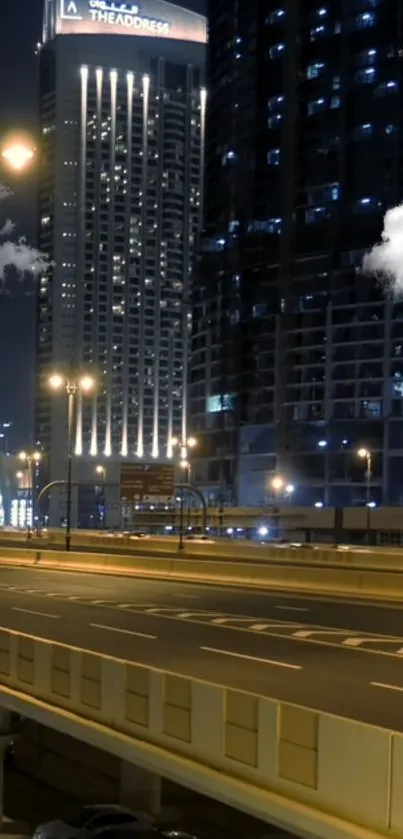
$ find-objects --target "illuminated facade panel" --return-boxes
[43,0,207,44]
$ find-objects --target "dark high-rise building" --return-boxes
[190,0,403,509]
[36,0,206,526]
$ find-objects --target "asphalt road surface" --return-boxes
[2,564,403,730]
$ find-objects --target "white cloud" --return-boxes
[362,204,403,293]
[0,181,48,280]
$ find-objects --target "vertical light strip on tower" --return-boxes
[199,87,207,223]
[75,64,88,456]
[166,329,174,459]
[104,68,117,457]
[121,71,134,457]
[136,73,150,459]
[90,66,104,457]
[180,68,193,445]
[151,62,164,460]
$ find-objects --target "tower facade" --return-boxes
[36,0,206,525]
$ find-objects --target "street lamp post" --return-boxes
[357,447,372,543]
[49,373,95,551]
[95,465,106,529]
[18,451,41,535]
[172,435,197,552]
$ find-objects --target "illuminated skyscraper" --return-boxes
[36,0,206,525]
[191,0,403,509]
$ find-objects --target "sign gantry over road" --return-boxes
[120,462,175,503]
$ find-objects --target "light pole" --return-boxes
[172,435,197,551]
[269,475,295,500]
[1,137,36,172]
[49,373,95,551]
[18,451,41,535]
[358,447,372,543]
[95,465,106,530]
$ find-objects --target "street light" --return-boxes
[49,372,96,550]
[1,139,35,172]
[357,447,372,542]
[172,435,198,551]
[95,465,106,529]
[17,450,41,535]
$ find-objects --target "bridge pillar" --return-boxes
[0,709,14,830]
[119,760,161,816]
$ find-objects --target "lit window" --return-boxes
[332,75,340,90]
[353,123,373,140]
[268,95,284,110]
[334,21,341,33]
[307,97,326,115]
[330,95,340,108]
[267,9,285,23]
[269,43,285,58]
[354,197,380,212]
[207,394,235,413]
[306,61,326,79]
[356,12,376,28]
[268,114,282,128]
[355,67,376,83]
[305,206,328,223]
[310,24,326,40]
[375,80,398,96]
[267,148,281,165]
[355,48,377,67]
[361,400,381,418]
[385,124,397,135]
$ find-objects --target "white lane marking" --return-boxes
[344,637,403,647]
[293,629,352,638]
[200,645,301,670]
[89,622,157,640]
[12,607,60,620]
[249,623,272,631]
[370,681,403,693]
[275,605,309,613]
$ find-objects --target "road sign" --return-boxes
[120,463,175,503]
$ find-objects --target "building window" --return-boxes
[269,43,285,58]
[267,148,280,165]
[306,62,326,79]
[355,48,377,67]
[354,197,380,212]
[268,114,282,128]
[207,394,235,413]
[310,25,326,40]
[305,206,328,223]
[268,95,284,111]
[375,80,398,97]
[385,124,397,135]
[307,97,326,115]
[330,95,340,108]
[361,400,381,418]
[355,67,376,84]
[267,9,285,23]
[353,123,373,140]
[355,12,376,28]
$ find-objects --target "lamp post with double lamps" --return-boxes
[49,373,96,550]
[18,451,41,535]
[357,447,373,543]
[172,435,197,551]
[95,465,107,529]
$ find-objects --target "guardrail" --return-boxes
[3,546,403,600]
[0,626,401,839]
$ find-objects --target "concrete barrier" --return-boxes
[3,545,403,600]
[0,627,402,839]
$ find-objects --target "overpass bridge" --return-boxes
[0,627,400,839]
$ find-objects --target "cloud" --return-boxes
[0,181,48,280]
[0,219,16,237]
[362,204,403,293]
[0,238,49,279]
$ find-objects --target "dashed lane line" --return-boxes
[11,606,60,620]
[89,622,157,640]
[200,646,302,670]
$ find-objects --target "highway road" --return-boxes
[2,564,403,730]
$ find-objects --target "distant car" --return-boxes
[100,829,197,839]
[184,534,214,543]
[129,532,150,539]
[162,832,198,839]
[33,805,155,839]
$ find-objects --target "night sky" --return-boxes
[0,0,206,452]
